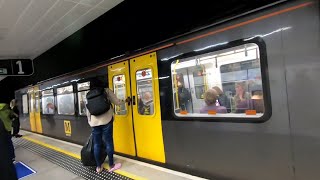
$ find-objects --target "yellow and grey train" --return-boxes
[15,1,320,179]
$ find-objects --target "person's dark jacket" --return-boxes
[0,119,18,180]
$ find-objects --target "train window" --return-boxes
[22,94,28,114]
[113,75,127,115]
[77,82,90,116]
[171,43,265,118]
[57,85,75,115]
[136,69,154,115]
[41,89,55,114]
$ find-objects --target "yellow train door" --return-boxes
[28,86,43,133]
[108,52,166,163]
[130,52,165,163]
[108,61,136,156]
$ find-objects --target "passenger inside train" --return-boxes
[212,86,231,112]
[232,81,251,113]
[140,91,154,115]
[200,89,227,114]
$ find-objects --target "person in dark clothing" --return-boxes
[0,103,17,162]
[10,99,22,138]
[0,117,18,180]
[212,86,231,113]
[177,81,191,111]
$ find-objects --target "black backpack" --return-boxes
[86,88,110,116]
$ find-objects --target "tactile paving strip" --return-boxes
[13,138,133,180]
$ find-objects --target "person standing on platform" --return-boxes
[10,99,22,138]
[86,78,130,173]
[0,117,18,180]
[0,103,18,162]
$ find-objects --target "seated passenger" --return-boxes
[212,86,231,113]
[232,82,251,113]
[141,91,154,115]
[200,89,227,114]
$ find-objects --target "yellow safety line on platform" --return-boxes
[22,136,147,180]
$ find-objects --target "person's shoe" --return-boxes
[108,163,121,172]
[15,134,22,138]
[96,166,103,173]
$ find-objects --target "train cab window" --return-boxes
[113,75,127,115]
[57,85,75,115]
[136,69,154,115]
[22,94,28,114]
[171,43,266,119]
[77,82,90,116]
[41,89,55,114]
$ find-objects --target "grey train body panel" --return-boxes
[15,0,320,179]
[282,1,320,180]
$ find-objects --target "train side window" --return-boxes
[57,85,75,115]
[41,89,55,114]
[77,82,90,116]
[22,94,28,114]
[113,75,127,115]
[171,43,266,119]
[136,69,154,115]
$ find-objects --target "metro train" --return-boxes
[15,0,320,179]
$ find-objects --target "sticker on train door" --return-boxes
[64,120,71,136]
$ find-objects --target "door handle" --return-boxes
[132,96,136,105]
[127,96,131,106]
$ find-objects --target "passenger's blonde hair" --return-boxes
[204,89,218,105]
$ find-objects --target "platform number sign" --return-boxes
[64,120,72,136]
[0,59,33,76]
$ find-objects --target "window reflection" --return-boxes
[57,85,75,115]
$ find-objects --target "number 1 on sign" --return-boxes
[16,60,25,74]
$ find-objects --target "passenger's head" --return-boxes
[204,89,218,106]
[212,86,223,95]
[143,91,152,101]
[10,99,16,109]
[235,82,246,96]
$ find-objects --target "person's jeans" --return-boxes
[7,131,15,160]
[92,119,114,167]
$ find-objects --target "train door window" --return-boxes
[57,85,75,115]
[41,89,55,114]
[113,75,127,115]
[136,69,154,115]
[171,43,266,119]
[77,82,90,116]
[22,94,28,114]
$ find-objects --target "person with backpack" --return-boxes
[86,79,130,173]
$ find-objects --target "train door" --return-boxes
[130,52,165,163]
[28,86,42,133]
[108,61,136,156]
[108,52,165,163]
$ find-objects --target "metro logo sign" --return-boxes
[0,59,33,76]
